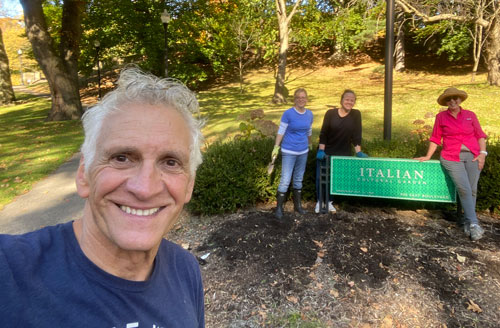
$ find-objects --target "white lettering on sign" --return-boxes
[360,168,424,180]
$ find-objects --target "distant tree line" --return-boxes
[1,0,498,120]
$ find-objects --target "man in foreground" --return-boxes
[0,68,205,327]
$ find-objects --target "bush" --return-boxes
[188,138,278,215]
[477,140,500,214]
[190,136,500,215]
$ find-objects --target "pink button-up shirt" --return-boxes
[429,108,487,162]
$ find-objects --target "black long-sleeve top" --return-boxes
[319,107,362,156]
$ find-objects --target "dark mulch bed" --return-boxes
[168,203,500,327]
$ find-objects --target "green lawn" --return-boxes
[0,94,83,209]
[198,62,499,143]
[1,62,499,209]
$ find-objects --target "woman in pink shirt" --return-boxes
[416,87,488,241]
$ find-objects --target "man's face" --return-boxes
[76,103,194,252]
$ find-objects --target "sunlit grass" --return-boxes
[198,62,499,143]
[1,63,499,209]
[0,95,83,209]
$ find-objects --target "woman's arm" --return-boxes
[473,137,487,170]
[414,142,439,161]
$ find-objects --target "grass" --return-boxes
[1,61,499,209]
[198,61,500,143]
[0,94,83,209]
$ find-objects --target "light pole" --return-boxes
[161,9,171,78]
[17,49,24,85]
[94,40,102,99]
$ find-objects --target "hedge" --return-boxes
[188,136,500,215]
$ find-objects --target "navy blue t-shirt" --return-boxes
[0,222,205,327]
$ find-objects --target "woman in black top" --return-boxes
[315,89,368,213]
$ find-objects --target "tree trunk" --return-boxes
[273,21,288,103]
[20,0,84,120]
[272,0,302,104]
[486,15,500,86]
[0,28,16,105]
[394,11,405,72]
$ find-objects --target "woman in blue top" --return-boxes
[271,88,314,219]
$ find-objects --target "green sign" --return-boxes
[330,156,456,203]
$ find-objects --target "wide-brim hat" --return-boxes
[437,87,468,106]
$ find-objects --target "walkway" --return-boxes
[0,153,84,234]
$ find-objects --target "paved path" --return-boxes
[0,153,84,234]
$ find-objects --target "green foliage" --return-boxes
[411,20,473,62]
[188,138,277,215]
[437,25,472,61]
[477,140,500,213]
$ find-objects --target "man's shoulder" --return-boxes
[0,222,71,254]
[159,239,199,267]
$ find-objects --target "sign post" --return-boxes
[330,156,456,203]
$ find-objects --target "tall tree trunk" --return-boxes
[272,0,302,104]
[20,0,84,120]
[486,15,500,86]
[0,28,16,105]
[273,19,288,103]
[394,11,405,72]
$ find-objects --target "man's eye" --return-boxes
[165,159,179,167]
[115,155,128,162]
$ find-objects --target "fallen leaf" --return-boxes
[348,281,355,287]
[456,254,466,263]
[467,300,482,313]
[287,295,298,304]
[313,239,323,248]
[360,247,368,253]
[317,250,325,258]
[381,315,393,328]
[329,289,339,297]
[315,282,323,289]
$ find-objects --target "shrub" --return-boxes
[188,137,278,215]
[190,136,500,215]
[477,140,500,214]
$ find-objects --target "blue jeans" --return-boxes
[277,152,309,193]
[315,158,333,202]
[440,151,481,225]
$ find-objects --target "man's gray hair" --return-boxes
[81,67,204,176]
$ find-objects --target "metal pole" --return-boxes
[384,0,395,140]
[163,22,168,78]
[18,50,24,85]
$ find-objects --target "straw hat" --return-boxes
[437,87,468,106]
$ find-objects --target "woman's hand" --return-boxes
[473,153,486,170]
[414,156,431,162]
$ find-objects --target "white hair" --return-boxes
[81,67,204,176]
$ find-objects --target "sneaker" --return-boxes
[469,224,484,241]
[314,201,320,214]
[328,201,336,213]
[463,224,471,237]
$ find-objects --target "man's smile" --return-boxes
[118,204,164,216]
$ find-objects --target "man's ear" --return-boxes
[184,176,195,203]
[75,156,90,198]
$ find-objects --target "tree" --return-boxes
[20,0,84,120]
[396,0,500,86]
[0,27,15,104]
[272,0,302,104]
[394,10,405,72]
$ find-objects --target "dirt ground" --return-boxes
[167,201,500,328]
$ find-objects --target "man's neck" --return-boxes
[73,213,158,281]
